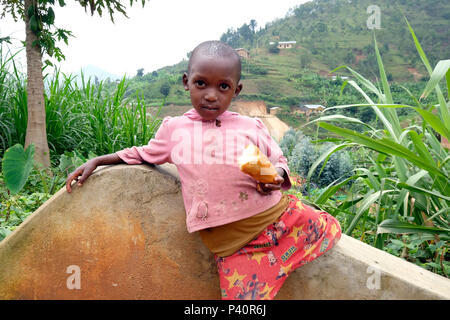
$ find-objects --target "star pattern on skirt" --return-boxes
[303,243,318,258]
[225,269,247,290]
[261,283,275,299]
[280,262,294,276]
[330,223,339,237]
[251,252,265,265]
[287,224,304,242]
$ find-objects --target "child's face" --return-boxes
[183,54,242,121]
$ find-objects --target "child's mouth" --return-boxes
[202,106,219,111]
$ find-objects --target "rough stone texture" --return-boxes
[0,164,449,300]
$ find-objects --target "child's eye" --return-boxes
[195,80,206,87]
[219,83,230,90]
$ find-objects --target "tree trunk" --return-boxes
[24,0,50,168]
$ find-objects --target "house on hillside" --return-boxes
[277,41,297,49]
[294,104,325,115]
[294,104,325,122]
[235,48,250,59]
[269,107,280,115]
[332,76,349,81]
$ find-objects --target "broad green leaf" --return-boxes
[405,17,432,74]
[385,178,450,201]
[408,131,436,165]
[414,108,450,141]
[307,114,376,131]
[373,34,393,104]
[315,175,357,205]
[406,170,428,185]
[421,60,450,100]
[338,196,364,210]
[346,190,396,235]
[319,122,448,179]
[405,17,450,132]
[446,68,450,100]
[377,219,450,236]
[426,207,450,222]
[58,153,75,173]
[2,144,35,195]
[331,65,382,100]
[325,103,449,141]
[355,167,380,190]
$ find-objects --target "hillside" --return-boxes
[108,0,448,130]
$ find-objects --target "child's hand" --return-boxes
[65,153,123,193]
[65,159,98,193]
[256,168,285,195]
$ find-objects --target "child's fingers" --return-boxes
[261,176,284,191]
[256,176,284,195]
[66,169,82,193]
[256,183,271,195]
[274,175,284,184]
[264,183,281,191]
[77,169,92,185]
[257,182,279,195]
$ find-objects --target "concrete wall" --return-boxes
[0,164,449,300]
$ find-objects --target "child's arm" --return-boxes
[66,117,172,193]
[66,153,124,193]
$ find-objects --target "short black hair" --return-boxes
[187,40,242,81]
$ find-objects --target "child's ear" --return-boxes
[182,73,189,91]
[234,81,243,97]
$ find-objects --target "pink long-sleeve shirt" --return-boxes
[116,108,291,233]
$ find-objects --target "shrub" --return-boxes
[268,43,280,54]
[280,131,354,188]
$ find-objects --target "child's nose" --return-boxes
[204,89,218,102]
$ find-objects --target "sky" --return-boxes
[0,0,309,77]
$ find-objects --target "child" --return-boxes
[66,40,341,300]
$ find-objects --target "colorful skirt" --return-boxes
[215,194,342,300]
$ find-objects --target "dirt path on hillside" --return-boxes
[407,67,423,81]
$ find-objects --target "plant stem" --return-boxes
[36,165,49,195]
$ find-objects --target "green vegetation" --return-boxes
[0,148,97,241]
[1,0,151,167]
[280,21,449,277]
[0,45,162,162]
[280,129,354,189]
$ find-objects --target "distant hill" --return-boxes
[73,64,120,85]
[111,0,448,115]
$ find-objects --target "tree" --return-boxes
[249,19,257,33]
[159,82,170,98]
[136,68,144,77]
[1,0,149,168]
[268,43,280,54]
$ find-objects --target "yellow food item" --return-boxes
[238,144,278,184]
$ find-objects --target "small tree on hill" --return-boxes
[268,43,279,54]
[136,68,144,77]
[159,82,170,98]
